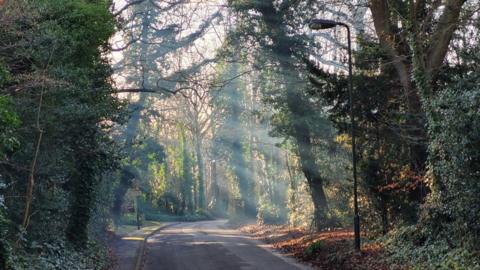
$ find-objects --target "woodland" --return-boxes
[0,0,479,269]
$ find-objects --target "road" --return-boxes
[142,220,312,270]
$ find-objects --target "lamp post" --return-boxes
[309,19,360,251]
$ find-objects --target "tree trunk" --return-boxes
[296,132,328,230]
[247,85,258,216]
[285,83,329,230]
[227,61,255,217]
[193,176,198,211]
[210,160,220,212]
[194,134,206,210]
[22,86,45,231]
[66,144,95,249]
[255,0,329,229]
[286,152,297,216]
[369,0,467,172]
[112,167,135,226]
[290,100,329,229]
[309,179,329,230]
[232,139,249,216]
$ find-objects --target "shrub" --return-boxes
[384,226,480,270]
[304,240,323,258]
[257,203,284,225]
[422,67,480,248]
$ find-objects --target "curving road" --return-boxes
[142,220,311,270]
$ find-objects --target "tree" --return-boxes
[307,36,429,232]
[212,59,257,217]
[367,0,480,243]
[0,0,125,265]
[177,127,195,213]
[228,0,337,230]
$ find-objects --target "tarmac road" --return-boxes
[142,220,312,270]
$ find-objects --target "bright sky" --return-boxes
[109,0,227,91]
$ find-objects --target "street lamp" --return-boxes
[309,19,361,251]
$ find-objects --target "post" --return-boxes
[135,195,140,230]
[309,18,361,252]
[343,24,361,251]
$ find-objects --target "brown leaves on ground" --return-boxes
[241,224,405,270]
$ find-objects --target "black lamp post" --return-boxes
[309,19,361,251]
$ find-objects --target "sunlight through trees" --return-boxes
[1,0,479,269]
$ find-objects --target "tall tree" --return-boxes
[0,0,125,264]
[367,0,479,241]
[228,0,334,229]
[213,59,257,216]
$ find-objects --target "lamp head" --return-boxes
[309,19,339,30]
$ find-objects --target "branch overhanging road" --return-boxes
[141,219,313,270]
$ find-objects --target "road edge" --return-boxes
[134,223,178,270]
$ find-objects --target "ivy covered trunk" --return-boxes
[179,130,194,214]
[419,71,480,248]
[66,134,97,249]
[66,170,95,249]
[194,134,206,210]
[112,168,135,226]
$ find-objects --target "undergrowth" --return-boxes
[7,240,111,270]
[384,226,480,270]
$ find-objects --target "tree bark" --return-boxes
[21,74,48,231]
[369,0,467,170]
[210,160,220,212]
[425,0,467,75]
[66,136,96,249]
[294,126,329,230]
[285,152,297,216]
[194,132,206,210]
[285,84,329,229]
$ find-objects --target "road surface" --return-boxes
[142,220,311,270]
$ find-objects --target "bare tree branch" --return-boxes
[113,0,146,17]
[426,0,467,74]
